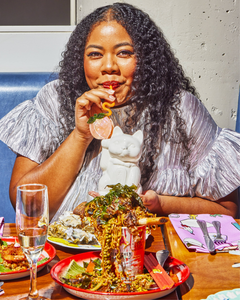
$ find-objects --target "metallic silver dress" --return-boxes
[1,80,240,222]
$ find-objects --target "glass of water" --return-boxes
[16,184,49,300]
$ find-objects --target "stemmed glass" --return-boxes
[16,184,49,300]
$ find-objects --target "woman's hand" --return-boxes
[141,189,238,218]
[74,88,115,139]
[88,191,100,198]
[140,190,162,215]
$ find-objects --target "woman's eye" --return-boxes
[87,52,102,58]
[118,50,134,57]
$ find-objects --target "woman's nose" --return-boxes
[101,54,119,74]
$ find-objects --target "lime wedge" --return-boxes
[63,259,85,279]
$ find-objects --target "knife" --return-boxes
[197,219,215,253]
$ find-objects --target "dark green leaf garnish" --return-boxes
[86,184,144,224]
[81,276,92,289]
[93,258,101,269]
[118,205,126,211]
[87,113,106,124]
[0,238,7,246]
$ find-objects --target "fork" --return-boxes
[212,220,226,244]
[0,281,4,296]
[197,219,215,253]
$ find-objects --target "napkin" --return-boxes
[201,288,240,300]
[0,217,4,237]
[169,214,240,253]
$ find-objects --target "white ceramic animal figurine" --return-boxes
[98,126,143,195]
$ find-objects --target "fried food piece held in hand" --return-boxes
[73,201,88,218]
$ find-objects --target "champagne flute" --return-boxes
[16,184,49,300]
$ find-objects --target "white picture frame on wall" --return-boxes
[0,0,76,72]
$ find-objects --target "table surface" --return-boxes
[1,221,240,300]
[1,223,179,300]
[164,219,240,300]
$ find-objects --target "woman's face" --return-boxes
[84,21,136,106]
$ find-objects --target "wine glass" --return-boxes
[16,184,49,300]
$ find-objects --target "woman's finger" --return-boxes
[88,191,100,198]
[77,89,115,110]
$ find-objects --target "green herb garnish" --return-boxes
[87,113,106,124]
[0,265,12,272]
[37,257,49,265]
[0,238,7,246]
[86,183,144,224]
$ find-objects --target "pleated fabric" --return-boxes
[1,79,240,222]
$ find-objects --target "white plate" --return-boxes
[0,237,56,280]
[47,230,151,251]
[47,236,101,250]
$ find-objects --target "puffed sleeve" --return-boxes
[182,92,240,200]
[0,80,61,164]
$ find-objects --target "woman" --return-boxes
[0,3,239,221]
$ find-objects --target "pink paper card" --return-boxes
[169,213,240,253]
[0,217,4,237]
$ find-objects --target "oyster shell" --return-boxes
[48,211,97,245]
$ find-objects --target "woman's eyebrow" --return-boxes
[114,42,134,49]
[85,42,134,50]
[85,44,103,50]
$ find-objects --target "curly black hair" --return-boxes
[57,2,198,187]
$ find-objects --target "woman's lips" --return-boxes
[102,81,120,90]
